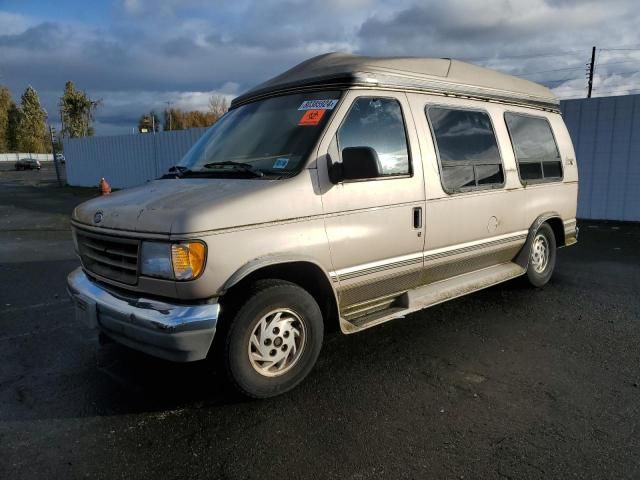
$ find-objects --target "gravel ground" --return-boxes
[0,164,639,479]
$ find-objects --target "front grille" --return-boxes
[76,229,140,285]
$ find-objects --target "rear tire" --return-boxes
[526,223,556,287]
[222,279,324,399]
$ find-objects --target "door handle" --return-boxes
[413,207,422,229]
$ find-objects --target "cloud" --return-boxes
[1,0,639,134]
[119,0,216,16]
[0,11,33,35]
[89,87,237,135]
[356,0,640,99]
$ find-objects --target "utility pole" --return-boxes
[166,101,173,131]
[587,46,596,98]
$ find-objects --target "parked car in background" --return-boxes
[67,53,579,398]
[55,153,66,164]
[15,158,41,170]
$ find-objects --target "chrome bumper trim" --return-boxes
[66,267,219,361]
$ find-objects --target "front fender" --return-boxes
[221,254,336,295]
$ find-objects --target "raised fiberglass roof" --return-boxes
[231,53,559,111]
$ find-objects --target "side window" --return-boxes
[426,107,504,192]
[504,113,562,182]
[337,97,410,177]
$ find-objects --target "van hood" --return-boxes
[72,174,318,234]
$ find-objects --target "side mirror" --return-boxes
[328,146,381,183]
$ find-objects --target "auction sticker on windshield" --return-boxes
[298,109,326,126]
[298,99,339,110]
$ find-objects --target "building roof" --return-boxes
[231,53,559,111]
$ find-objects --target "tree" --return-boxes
[6,102,20,151]
[0,87,12,152]
[163,108,183,131]
[138,111,160,133]
[17,86,48,153]
[208,94,229,121]
[59,81,101,138]
[162,107,220,131]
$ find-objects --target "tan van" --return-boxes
[67,53,578,398]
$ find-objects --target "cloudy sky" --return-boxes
[1,0,639,135]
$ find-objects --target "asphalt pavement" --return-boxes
[1,164,639,479]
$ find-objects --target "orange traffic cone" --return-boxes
[99,177,112,195]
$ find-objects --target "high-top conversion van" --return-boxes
[67,53,578,398]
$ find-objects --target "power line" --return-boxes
[514,66,585,77]
[593,86,640,95]
[600,47,640,52]
[560,87,640,99]
[460,45,640,64]
[597,60,640,67]
[601,43,640,49]
[462,49,585,62]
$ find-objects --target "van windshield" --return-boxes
[177,91,342,178]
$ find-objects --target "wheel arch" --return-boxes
[515,212,565,269]
[220,256,340,332]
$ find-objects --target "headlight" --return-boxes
[140,241,206,281]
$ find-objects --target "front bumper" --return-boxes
[66,268,219,362]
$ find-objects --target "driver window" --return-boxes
[337,97,410,177]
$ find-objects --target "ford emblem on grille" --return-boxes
[94,211,103,224]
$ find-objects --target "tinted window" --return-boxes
[476,164,504,185]
[338,97,409,176]
[504,113,562,182]
[543,161,562,178]
[427,107,504,191]
[520,162,542,180]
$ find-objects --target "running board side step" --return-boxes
[339,262,526,334]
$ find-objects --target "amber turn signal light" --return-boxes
[171,242,206,280]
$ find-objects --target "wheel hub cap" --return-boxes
[248,309,306,377]
[531,234,549,273]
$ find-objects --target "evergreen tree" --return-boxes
[0,87,12,152]
[17,86,47,153]
[59,81,100,138]
[6,102,20,152]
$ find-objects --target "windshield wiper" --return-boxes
[202,161,265,177]
[161,165,191,179]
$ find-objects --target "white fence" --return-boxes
[0,153,53,162]
[65,128,207,188]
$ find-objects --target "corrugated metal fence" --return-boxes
[561,95,640,221]
[65,128,207,188]
[64,96,640,221]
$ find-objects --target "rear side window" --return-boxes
[338,97,410,176]
[426,107,504,192]
[504,113,562,183]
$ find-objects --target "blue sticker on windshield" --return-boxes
[273,157,289,169]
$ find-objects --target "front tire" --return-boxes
[526,223,556,287]
[223,280,324,398]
